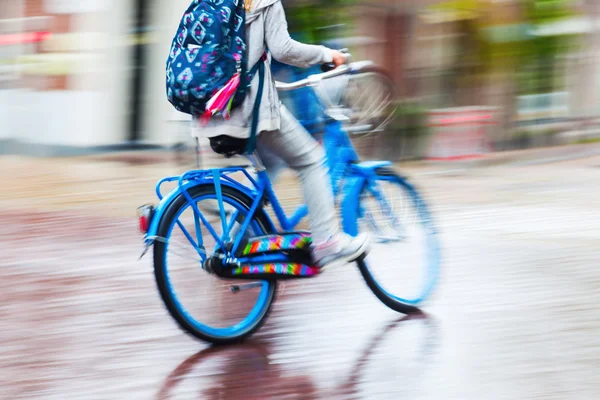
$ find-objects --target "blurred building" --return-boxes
[1,0,454,155]
[1,0,599,155]
[354,0,600,147]
[1,0,125,152]
[0,0,192,154]
[350,1,443,96]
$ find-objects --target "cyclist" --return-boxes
[193,0,369,267]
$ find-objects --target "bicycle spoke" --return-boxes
[338,71,398,136]
[167,238,206,263]
[358,91,392,126]
[372,184,404,237]
[175,220,204,258]
[369,95,393,121]
[349,78,372,111]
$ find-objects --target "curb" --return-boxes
[417,143,600,170]
[0,139,171,158]
[3,140,600,170]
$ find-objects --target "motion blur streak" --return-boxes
[2,0,600,399]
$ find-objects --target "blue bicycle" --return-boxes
[138,58,440,345]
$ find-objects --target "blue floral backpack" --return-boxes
[166,0,265,151]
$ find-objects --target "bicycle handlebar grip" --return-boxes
[320,63,336,73]
[321,49,350,72]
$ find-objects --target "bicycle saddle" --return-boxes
[209,135,247,158]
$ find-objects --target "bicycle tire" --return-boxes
[352,167,440,314]
[153,184,277,345]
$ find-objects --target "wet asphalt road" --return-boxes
[1,147,600,399]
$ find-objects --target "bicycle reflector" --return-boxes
[137,204,155,234]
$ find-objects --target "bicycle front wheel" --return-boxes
[351,168,441,313]
[153,184,277,344]
[339,66,398,137]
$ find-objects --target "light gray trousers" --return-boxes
[256,105,338,244]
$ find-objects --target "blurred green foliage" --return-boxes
[283,0,354,43]
[428,0,579,97]
[388,101,431,138]
[521,0,578,94]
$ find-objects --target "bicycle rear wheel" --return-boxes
[153,184,276,344]
[351,168,440,313]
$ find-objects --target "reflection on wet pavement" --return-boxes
[1,153,600,399]
[157,315,437,400]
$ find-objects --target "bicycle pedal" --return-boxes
[230,282,263,293]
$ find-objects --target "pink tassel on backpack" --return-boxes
[201,72,241,124]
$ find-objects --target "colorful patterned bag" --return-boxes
[166,0,262,123]
[205,232,323,279]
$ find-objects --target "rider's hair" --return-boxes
[244,0,253,11]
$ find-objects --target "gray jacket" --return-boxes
[192,0,333,139]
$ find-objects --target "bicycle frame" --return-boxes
[142,65,394,264]
[148,52,437,344]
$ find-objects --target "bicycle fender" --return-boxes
[144,178,259,245]
[340,175,367,237]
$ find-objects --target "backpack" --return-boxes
[165,0,264,131]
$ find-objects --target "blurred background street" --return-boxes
[2,146,600,399]
[2,0,600,399]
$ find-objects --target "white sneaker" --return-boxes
[313,233,370,268]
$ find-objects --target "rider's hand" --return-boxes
[331,50,347,67]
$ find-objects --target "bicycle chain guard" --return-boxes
[204,231,323,280]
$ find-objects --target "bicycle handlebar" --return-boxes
[274,60,374,92]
